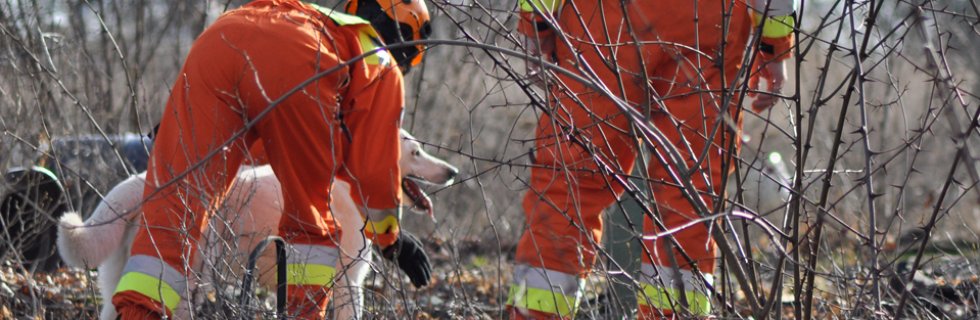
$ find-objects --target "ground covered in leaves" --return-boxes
[4,238,980,319]
[0,238,509,319]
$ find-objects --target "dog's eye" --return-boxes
[412,150,421,157]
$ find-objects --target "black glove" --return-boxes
[380,231,431,288]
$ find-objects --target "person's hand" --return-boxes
[749,59,787,112]
[380,231,431,288]
[524,33,556,88]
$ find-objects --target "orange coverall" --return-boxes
[112,1,405,318]
[509,0,795,318]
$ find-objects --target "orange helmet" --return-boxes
[346,0,431,73]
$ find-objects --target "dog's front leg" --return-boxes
[334,232,373,319]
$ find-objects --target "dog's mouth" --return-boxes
[402,177,432,216]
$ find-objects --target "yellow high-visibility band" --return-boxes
[308,4,390,66]
[320,9,369,26]
[308,3,369,26]
[365,214,400,234]
[358,30,379,65]
[518,0,563,13]
[286,263,337,287]
[507,285,578,316]
[637,283,712,316]
[754,13,795,38]
[115,272,182,313]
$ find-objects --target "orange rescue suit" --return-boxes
[112,1,405,319]
[509,0,794,319]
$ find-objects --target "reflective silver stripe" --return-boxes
[750,0,796,16]
[362,206,401,222]
[288,244,340,266]
[640,263,713,293]
[512,264,584,296]
[121,255,189,295]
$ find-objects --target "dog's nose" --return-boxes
[447,168,459,181]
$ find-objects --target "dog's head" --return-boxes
[398,129,459,215]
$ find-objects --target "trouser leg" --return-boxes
[509,86,639,318]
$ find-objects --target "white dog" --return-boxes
[57,130,457,319]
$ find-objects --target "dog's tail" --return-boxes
[57,174,146,268]
[57,210,128,268]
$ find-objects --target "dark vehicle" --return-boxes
[0,134,152,272]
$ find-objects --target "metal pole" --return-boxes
[240,236,288,319]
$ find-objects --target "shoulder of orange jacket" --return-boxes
[307,3,394,68]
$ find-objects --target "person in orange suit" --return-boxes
[509,0,795,318]
[111,1,431,319]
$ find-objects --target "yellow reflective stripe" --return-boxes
[754,13,795,38]
[286,263,337,287]
[325,11,369,26]
[357,29,393,66]
[308,3,390,66]
[518,0,563,13]
[365,214,400,234]
[359,31,379,65]
[637,283,712,316]
[115,272,181,313]
[507,285,578,316]
[308,3,370,26]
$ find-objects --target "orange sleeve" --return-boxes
[342,67,403,210]
[339,26,405,247]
